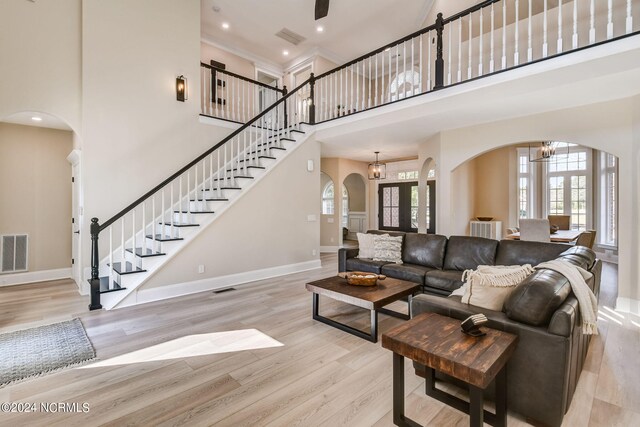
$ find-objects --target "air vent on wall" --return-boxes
[275,28,306,46]
[1,234,28,274]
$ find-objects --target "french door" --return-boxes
[378,182,418,232]
[426,180,436,234]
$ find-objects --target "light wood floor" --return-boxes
[1,255,639,426]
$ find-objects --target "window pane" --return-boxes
[426,185,431,229]
[391,187,399,206]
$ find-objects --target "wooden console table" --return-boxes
[382,312,518,427]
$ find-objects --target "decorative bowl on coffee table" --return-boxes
[337,271,386,286]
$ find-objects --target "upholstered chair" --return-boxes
[576,230,597,249]
[548,215,571,230]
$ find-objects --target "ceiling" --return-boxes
[1,111,72,131]
[201,0,435,68]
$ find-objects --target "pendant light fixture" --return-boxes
[368,151,386,180]
[529,141,559,162]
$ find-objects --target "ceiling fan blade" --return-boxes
[315,0,329,20]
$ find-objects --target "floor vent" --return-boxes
[213,287,236,294]
[274,28,306,45]
[1,234,28,274]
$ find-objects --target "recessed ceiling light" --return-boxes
[31,116,42,122]
[316,26,324,33]
[384,47,391,52]
[282,50,289,56]
[222,22,229,30]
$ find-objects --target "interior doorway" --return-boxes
[426,180,436,234]
[378,182,418,232]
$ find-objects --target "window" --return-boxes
[397,171,419,180]
[390,68,421,101]
[322,182,334,214]
[342,186,349,226]
[543,143,592,230]
[322,182,349,224]
[516,148,536,219]
[599,152,617,246]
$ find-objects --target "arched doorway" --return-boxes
[342,173,367,241]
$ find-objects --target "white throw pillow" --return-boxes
[356,233,377,259]
[372,234,403,264]
[460,265,534,311]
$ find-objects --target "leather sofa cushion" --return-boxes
[424,270,464,292]
[496,240,571,266]
[559,246,596,270]
[504,269,572,326]
[402,233,447,269]
[381,263,434,285]
[346,258,391,274]
[443,236,498,271]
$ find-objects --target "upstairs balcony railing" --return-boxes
[309,0,639,123]
[200,63,285,124]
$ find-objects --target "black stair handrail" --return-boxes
[313,0,499,81]
[88,76,313,310]
[201,62,285,93]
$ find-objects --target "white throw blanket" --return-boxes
[536,260,598,335]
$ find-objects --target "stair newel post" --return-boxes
[309,73,316,125]
[89,217,103,310]
[282,85,288,130]
[435,12,445,89]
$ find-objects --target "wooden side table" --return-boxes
[382,312,518,427]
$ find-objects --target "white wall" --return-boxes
[420,96,639,307]
[140,137,321,292]
[81,0,235,266]
[0,0,82,132]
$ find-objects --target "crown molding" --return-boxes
[200,34,284,76]
[284,47,346,73]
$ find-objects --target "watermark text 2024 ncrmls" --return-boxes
[40,402,90,413]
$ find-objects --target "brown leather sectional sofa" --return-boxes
[337,230,601,426]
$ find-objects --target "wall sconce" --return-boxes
[368,151,386,180]
[176,75,188,102]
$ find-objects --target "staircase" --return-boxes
[88,80,314,310]
[89,0,639,310]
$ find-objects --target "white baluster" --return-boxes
[121,218,125,266]
[514,0,520,66]
[355,65,359,113]
[589,0,596,43]
[527,0,533,62]
[448,22,453,84]
[558,0,564,53]
[479,9,484,76]
[490,3,495,72]
[340,67,343,113]
[457,19,462,83]
[418,35,423,93]
[202,159,206,205]
[178,176,183,228]
[368,56,372,108]
[427,31,432,90]
[627,0,633,34]
[109,227,113,288]
[131,208,136,269]
[161,188,165,240]
[362,61,366,111]
[395,44,400,95]
[381,51,386,104]
[572,0,578,49]
[607,0,614,39]
[142,201,146,253]
[543,0,549,57]
[468,12,473,79]
[216,151,221,193]
[350,64,354,113]
[152,195,156,252]
[411,38,415,96]
[502,1,507,69]
[403,41,407,98]
[188,169,192,218]
[375,54,378,106]
[388,47,392,97]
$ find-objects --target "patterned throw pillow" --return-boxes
[459,265,534,311]
[356,232,377,259]
[372,234,403,264]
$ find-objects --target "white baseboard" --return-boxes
[320,246,339,253]
[615,297,640,316]
[0,268,72,287]
[125,259,322,308]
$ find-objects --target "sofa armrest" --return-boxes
[548,295,578,337]
[338,248,359,272]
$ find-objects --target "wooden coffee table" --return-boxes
[382,312,518,427]
[305,276,419,343]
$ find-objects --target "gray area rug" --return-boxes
[0,318,95,388]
